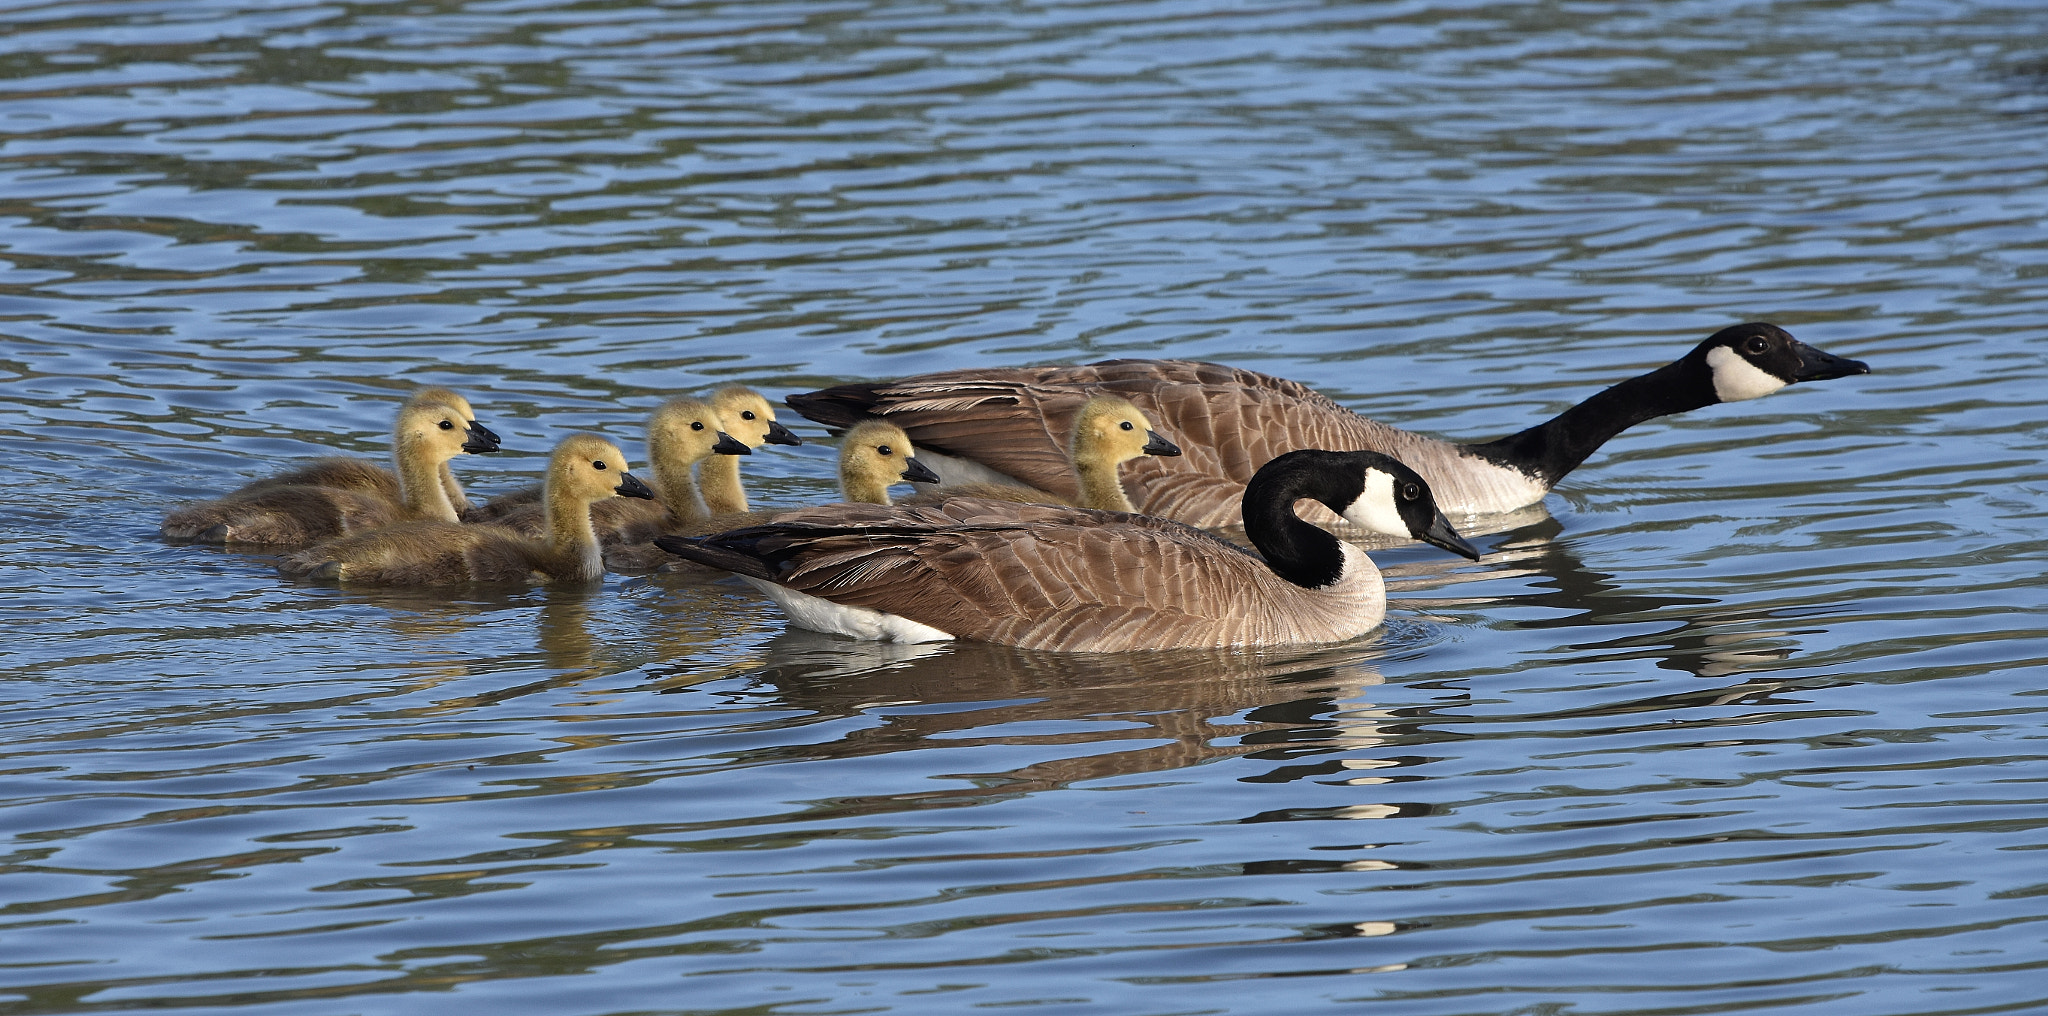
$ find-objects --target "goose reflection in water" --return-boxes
[642,630,1416,803]
[1358,512,1825,682]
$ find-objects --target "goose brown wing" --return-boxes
[789,368,1089,497]
[709,499,1326,652]
[787,359,1441,528]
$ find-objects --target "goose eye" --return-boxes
[1402,482,1420,501]
[1745,336,1769,355]
[438,420,454,430]
[742,410,757,420]
[690,421,704,431]
[876,444,893,456]
[1119,420,1134,431]
[593,460,608,470]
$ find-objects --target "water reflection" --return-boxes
[647,630,1403,802]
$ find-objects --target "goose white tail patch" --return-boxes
[1339,469,1407,538]
[739,576,954,643]
[1706,345,1790,402]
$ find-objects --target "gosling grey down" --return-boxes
[784,322,1871,528]
[655,449,1481,653]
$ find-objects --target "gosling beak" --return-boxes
[901,456,943,484]
[711,431,751,456]
[462,421,502,454]
[765,420,803,446]
[1418,510,1481,561]
[615,472,656,500]
[1789,340,1871,382]
[1142,430,1182,457]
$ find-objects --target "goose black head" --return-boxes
[1694,323,1870,403]
[1336,453,1482,561]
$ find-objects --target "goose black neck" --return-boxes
[1463,355,1715,486]
[1242,450,1360,589]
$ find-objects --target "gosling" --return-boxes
[278,434,653,585]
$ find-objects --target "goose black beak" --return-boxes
[615,472,656,500]
[764,420,803,446]
[1419,510,1481,561]
[901,456,943,484]
[711,431,752,456]
[1142,431,1182,457]
[1789,340,1871,382]
[462,421,502,454]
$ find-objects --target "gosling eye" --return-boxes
[741,410,757,420]
[876,444,893,456]
[690,421,704,431]
[438,420,454,430]
[592,460,608,471]
[1745,336,1769,356]
[1119,420,1134,431]
[1401,482,1420,501]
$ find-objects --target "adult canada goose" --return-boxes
[701,384,802,514]
[899,394,1180,511]
[655,448,1481,653]
[472,396,749,537]
[279,434,654,585]
[785,322,1871,528]
[601,419,941,573]
[162,390,501,545]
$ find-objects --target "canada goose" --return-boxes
[279,434,654,585]
[162,391,501,545]
[785,323,1870,528]
[601,419,939,573]
[655,448,1480,652]
[474,396,750,538]
[899,394,1180,511]
[701,384,802,514]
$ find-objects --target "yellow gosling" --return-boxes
[162,391,500,545]
[279,434,653,586]
[700,384,801,514]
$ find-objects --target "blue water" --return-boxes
[4,0,2047,1012]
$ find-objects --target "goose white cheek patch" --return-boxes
[1340,470,1409,537]
[1707,345,1790,402]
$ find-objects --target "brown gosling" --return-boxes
[700,384,802,514]
[279,434,654,586]
[482,397,751,541]
[162,391,501,545]
[900,394,1179,512]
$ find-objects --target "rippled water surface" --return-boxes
[5,0,2048,1012]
